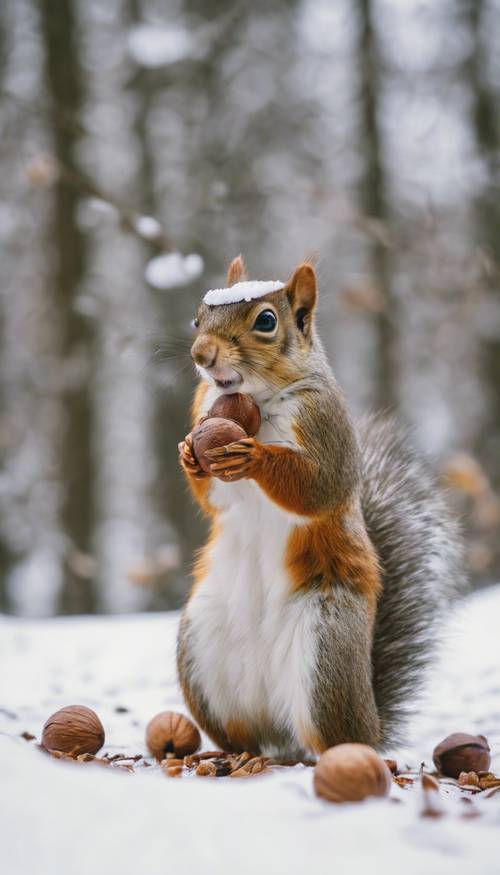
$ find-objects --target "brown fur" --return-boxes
[285,509,381,606]
[177,259,385,755]
[226,254,248,286]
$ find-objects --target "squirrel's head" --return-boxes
[191,256,318,396]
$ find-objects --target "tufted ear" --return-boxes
[226,254,248,286]
[285,262,317,337]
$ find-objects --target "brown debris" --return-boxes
[419,767,444,819]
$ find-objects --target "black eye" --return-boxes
[253,309,277,333]
[191,318,199,330]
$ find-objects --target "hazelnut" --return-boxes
[432,733,490,779]
[41,705,105,756]
[207,393,261,437]
[191,418,247,474]
[146,711,200,760]
[314,743,392,804]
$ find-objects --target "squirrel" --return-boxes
[177,256,463,758]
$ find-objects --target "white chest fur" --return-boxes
[185,386,319,755]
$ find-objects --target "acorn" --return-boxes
[41,705,105,756]
[191,417,247,474]
[207,393,261,437]
[146,711,201,760]
[314,743,392,804]
[432,733,490,779]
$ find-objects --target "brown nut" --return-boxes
[314,743,392,804]
[146,711,201,760]
[432,733,490,779]
[41,705,105,756]
[207,393,261,437]
[191,418,247,473]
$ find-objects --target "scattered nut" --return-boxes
[41,705,105,756]
[477,772,500,790]
[146,711,200,760]
[384,758,398,775]
[192,418,247,474]
[207,393,261,437]
[432,733,490,779]
[165,765,183,777]
[314,743,392,803]
[160,757,184,768]
[196,760,217,776]
[458,771,480,787]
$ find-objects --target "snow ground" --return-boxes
[1,586,499,875]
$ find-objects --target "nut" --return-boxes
[432,733,490,779]
[191,418,247,473]
[314,743,392,804]
[41,705,105,756]
[146,711,200,760]
[207,393,261,437]
[458,771,480,787]
[196,760,217,776]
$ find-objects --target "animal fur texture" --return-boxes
[177,258,464,757]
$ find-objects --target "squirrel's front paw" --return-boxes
[205,438,260,482]
[178,434,208,480]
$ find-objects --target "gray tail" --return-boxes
[359,415,465,749]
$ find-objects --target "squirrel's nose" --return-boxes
[191,335,217,369]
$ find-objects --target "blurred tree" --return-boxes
[356,0,396,410]
[39,0,95,612]
[0,2,9,610]
[463,0,500,576]
[465,0,500,476]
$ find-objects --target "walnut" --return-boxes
[41,705,105,756]
[314,743,392,803]
[191,418,247,473]
[432,733,490,779]
[207,393,261,437]
[146,711,201,760]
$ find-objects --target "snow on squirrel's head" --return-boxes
[191,255,319,396]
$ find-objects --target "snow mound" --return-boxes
[127,24,193,68]
[203,280,284,306]
[1,586,499,874]
[145,251,203,290]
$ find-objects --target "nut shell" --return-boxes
[41,705,105,756]
[208,393,261,437]
[314,743,392,804]
[146,711,201,760]
[432,733,490,778]
[192,417,247,473]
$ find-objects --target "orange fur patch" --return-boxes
[297,724,327,755]
[224,719,258,753]
[252,443,325,516]
[285,509,381,605]
[183,381,215,514]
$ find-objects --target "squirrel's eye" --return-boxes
[253,310,277,333]
[191,318,199,330]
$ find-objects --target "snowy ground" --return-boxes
[1,586,499,875]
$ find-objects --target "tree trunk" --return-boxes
[38,0,94,612]
[356,0,396,411]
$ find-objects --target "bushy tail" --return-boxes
[359,416,465,749]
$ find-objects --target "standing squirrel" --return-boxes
[177,256,463,757]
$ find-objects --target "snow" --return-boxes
[127,24,193,69]
[145,251,204,290]
[1,585,499,874]
[133,215,163,241]
[203,280,285,306]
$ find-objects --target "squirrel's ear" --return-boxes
[226,255,248,286]
[286,262,317,337]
